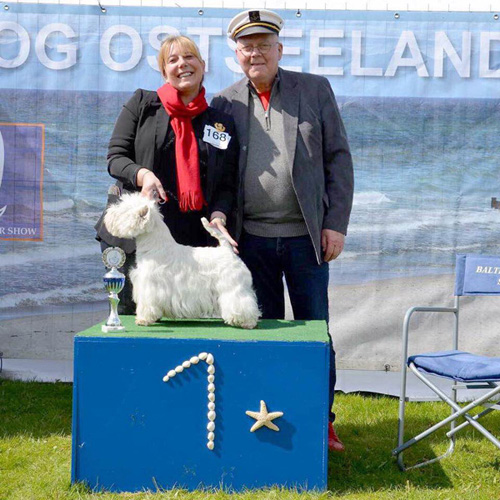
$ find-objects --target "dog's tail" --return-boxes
[201,217,232,249]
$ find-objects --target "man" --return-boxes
[212,9,354,452]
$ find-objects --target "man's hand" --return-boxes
[321,229,345,262]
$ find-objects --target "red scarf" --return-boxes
[157,83,208,212]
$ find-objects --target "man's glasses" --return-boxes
[237,42,279,56]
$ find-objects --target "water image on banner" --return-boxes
[0,90,499,318]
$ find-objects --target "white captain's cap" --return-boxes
[227,9,284,41]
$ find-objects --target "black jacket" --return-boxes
[95,89,239,252]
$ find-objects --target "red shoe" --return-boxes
[328,424,345,452]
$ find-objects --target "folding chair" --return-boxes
[393,254,500,471]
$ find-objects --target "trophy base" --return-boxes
[102,324,126,333]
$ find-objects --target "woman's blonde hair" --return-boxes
[158,35,204,80]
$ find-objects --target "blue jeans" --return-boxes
[239,232,337,422]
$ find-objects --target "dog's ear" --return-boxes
[138,206,149,218]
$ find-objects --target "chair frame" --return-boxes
[393,282,500,471]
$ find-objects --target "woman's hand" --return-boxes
[209,211,238,253]
[137,168,167,202]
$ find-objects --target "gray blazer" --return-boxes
[211,68,354,264]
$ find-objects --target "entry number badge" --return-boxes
[203,125,231,150]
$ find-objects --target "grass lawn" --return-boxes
[1,380,499,500]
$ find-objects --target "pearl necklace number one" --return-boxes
[162,352,216,450]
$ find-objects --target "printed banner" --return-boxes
[0,8,499,98]
[1,6,499,368]
[0,123,44,241]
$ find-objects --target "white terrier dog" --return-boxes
[104,193,260,329]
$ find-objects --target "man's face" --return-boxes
[235,33,283,88]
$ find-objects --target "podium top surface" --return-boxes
[76,317,329,343]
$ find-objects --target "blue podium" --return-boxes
[72,318,330,492]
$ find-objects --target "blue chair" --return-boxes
[393,254,500,471]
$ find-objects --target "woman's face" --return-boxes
[164,43,205,96]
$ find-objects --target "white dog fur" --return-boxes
[104,193,260,329]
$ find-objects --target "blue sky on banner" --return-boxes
[0,7,499,98]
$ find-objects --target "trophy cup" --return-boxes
[102,247,126,333]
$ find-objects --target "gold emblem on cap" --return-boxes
[214,123,226,132]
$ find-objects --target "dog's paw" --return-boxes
[239,320,258,330]
[135,317,152,326]
[224,317,258,330]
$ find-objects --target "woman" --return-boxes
[96,35,239,314]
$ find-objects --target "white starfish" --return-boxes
[246,400,284,432]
